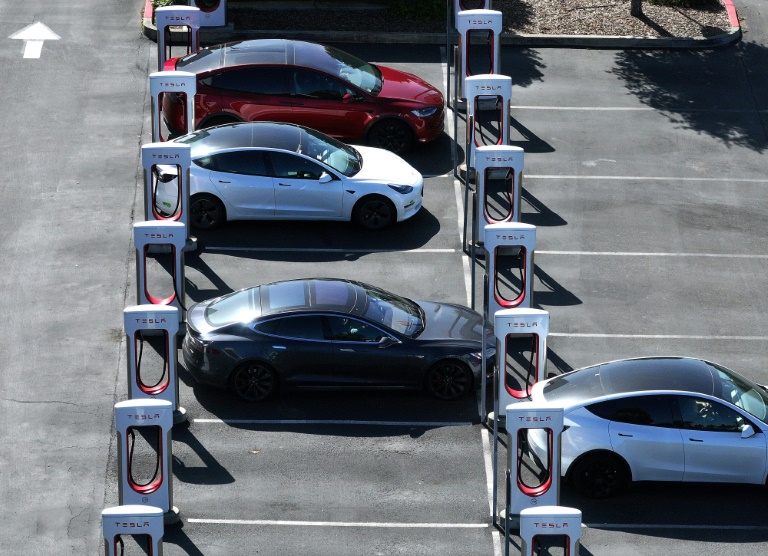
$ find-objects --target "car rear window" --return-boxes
[204,286,261,326]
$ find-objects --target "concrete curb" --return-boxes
[142,0,741,49]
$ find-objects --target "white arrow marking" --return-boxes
[9,22,59,59]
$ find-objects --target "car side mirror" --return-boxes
[318,172,333,184]
[378,336,397,348]
[343,93,360,104]
[741,424,756,438]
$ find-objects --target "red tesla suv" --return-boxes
[162,39,445,154]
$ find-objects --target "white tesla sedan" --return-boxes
[153,121,423,230]
[528,356,768,498]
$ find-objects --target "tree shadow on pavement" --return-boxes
[610,43,768,153]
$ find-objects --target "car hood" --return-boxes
[376,65,444,106]
[352,145,423,186]
[416,300,494,347]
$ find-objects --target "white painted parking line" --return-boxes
[513,106,767,114]
[527,174,768,183]
[187,518,488,528]
[538,251,768,259]
[551,333,768,340]
[585,523,768,531]
[193,418,474,427]
[201,247,457,254]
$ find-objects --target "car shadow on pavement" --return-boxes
[183,371,483,438]
[188,206,443,257]
[562,481,768,539]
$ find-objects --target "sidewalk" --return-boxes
[142,0,741,48]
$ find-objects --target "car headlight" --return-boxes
[411,107,438,118]
[388,184,414,195]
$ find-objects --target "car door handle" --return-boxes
[617,433,633,437]
[271,345,287,350]
[278,183,292,187]
[689,438,704,442]
[218,180,231,183]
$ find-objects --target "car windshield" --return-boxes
[298,127,362,176]
[299,43,383,95]
[710,362,768,421]
[359,283,424,337]
[204,287,262,326]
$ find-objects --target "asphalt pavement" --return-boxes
[1,0,767,554]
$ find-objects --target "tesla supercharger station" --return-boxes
[114,399,179,524]
[519,506,582,556]
[494,308,549,411]
[141,142,191,232]
[124,305,186,424]
[469,145,524,260]
[189,0,227,27]
[149,71,196,142]
[466,74,511,162]
[456,10,502,104]
[134,221,187,326]
[475,145,524,229]
[484,222,536,315]
[155,6,200,72]
[102,505,164,556]
[501,402,564,538]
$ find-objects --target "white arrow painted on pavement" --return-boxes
[9,22,59,59]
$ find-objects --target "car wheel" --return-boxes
[570,452,629,498]
[199,115,239,130]
[229,362,278,402]
[425,360,472,400]
[190,194,226,230]
[352,195,396,231]
[368,119,414,154]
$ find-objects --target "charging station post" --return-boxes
[141,142,192,233]
[456,9,502,105]
[133,221,187,327]
[484,222,537,315]
[124,305,186,425]
[114,399,179,524]
[519,506,582,556]
[149,71,196,142]
[154,6,200,72]
[102,505,164,556]
[502,402,564,541]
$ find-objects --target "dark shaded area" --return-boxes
[611,44,768,152]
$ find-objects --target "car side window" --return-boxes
[210,151,269,176]
[326,316,388,343]
[262,315,325,341]
[207,66,290,96]
[586,395,677,427]
[268,152,325,180]
[291,68,349,100]
[677,396,747,433]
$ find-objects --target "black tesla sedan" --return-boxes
[182,278,495,401]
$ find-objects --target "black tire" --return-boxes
[570,452,629,498]
[352,195,396,231]
[229,362,278,402]
[190,194,226,230]
[368,119,414,154]
[199,115,239,130]
[425,360,473,401]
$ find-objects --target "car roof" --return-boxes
[174,122,303,156]
[176,39,348,75]
[260,278,363,317]
[541,357,720,406]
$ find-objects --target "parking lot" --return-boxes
[2,0,768,554]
